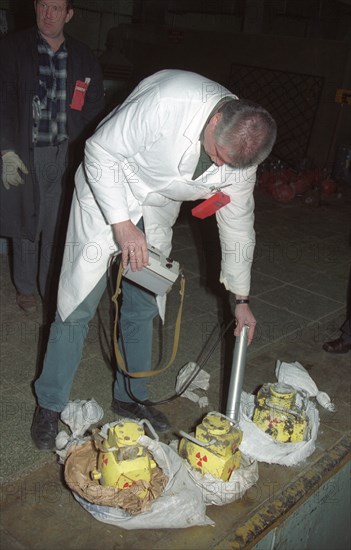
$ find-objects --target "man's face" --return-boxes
[203,113,233,167]
[34,0,73,40]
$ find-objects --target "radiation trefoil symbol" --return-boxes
[195,451,208,468]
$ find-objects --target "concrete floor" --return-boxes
[0,185,350,549]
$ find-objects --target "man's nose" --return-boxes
[44,6,55,17]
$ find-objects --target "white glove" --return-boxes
[1,151,29,189]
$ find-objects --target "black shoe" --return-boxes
[31,406,59,450]
[111,399,170,432]
[322,337,351,354]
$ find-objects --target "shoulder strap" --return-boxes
[111,261,185,378]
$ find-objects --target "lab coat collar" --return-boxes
[178,93,235,178]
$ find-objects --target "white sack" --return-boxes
[73,435,214,529]
[55,399,104,463]
[275,360,336,411]
[175,362,210,407]
[184,454,259,506]
[239,391,319,467]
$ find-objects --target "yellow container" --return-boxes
[269,384,296,408]
[91,421,156,497]
[253,383,309,443]
[179,412,242,480]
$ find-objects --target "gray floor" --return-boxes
[0,185,350,549]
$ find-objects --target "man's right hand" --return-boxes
[112,220,149,271]
[1,151,29,190]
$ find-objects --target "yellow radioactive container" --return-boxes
[91,421,157,497]
[179,412,242,480]
[253,383,309,442]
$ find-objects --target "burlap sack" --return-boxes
[64,440,167,515]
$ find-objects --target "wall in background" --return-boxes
[1,0,350,169]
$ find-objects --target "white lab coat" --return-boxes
[58,69,256,321]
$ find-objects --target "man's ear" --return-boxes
[65,8,74,24]
[209,112,222,128]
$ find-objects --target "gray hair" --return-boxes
[214,100,277,168]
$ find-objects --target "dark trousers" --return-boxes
[13,141,68,304]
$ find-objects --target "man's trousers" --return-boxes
[13,141,68,301]
[34,271,159,412]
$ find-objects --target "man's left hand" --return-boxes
[1,151,29,189]
[234,304,256,345]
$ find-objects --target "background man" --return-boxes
[323,266,351,353]
[31,68,277,449]
[0,0,105,315]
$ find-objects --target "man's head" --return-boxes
[34,0,74,44]
[203,100,277,169]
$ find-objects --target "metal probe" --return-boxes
[225,325,249,423]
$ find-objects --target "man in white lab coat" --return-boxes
[31,69,277,449]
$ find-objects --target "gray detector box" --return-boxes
[123,246,180,296]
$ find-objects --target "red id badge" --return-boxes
[70,79,89,111]
[191,191,230,219]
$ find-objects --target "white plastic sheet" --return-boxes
[58,403,213,529]
[183,454,259,506]
[175,362,210,408]
[237,360,337,466]
[73,435,214,529]
[275,360,336,411]
[55,399,104,463]
[239,391,319,467]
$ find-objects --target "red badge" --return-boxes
[191,191,230,219]
[70,78,90,111]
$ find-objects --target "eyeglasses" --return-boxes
[37,1,67,15]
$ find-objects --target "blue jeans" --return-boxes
[34,270,159,412]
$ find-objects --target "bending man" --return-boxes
[31,69,277,449]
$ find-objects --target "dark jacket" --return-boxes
[0,27,105,240]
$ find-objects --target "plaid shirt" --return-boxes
[33,31,68,147]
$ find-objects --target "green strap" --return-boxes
[111,261,186,378]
